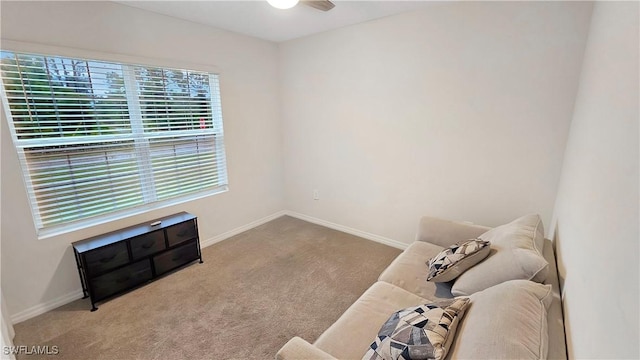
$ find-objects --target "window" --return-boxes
[0,51,228,236]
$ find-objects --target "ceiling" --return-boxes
[115,1,438,42]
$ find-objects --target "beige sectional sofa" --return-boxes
[276,216,566,360]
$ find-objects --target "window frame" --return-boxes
[0,40,228,239]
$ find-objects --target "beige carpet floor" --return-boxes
[13,216,401,360]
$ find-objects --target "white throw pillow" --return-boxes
[451,214,548,296]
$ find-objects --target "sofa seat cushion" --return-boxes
[314,282,429,360]
[378,241,455,301]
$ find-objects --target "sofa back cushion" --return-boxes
[451,214,548,296]
[448,280,553,359]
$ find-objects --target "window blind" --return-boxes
[0,51,227,234]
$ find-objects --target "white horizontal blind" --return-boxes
[0,51,227,233]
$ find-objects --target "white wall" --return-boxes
[0,1,284,319]
[3,7,634,357]
[550,2,639,359]
[280,2,592,244]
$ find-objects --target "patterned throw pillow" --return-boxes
[427,239,491,282]
[362,298,470,360]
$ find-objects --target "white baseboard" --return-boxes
[199,210,287,248]
[11,290,84,324]
[10,209,405,324]
[284,211,408,250]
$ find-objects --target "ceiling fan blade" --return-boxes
[302,0,335,11]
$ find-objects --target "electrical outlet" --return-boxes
[313,189,319,200]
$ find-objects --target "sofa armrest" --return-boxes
[276,337,337,360]
[416,216,490,248]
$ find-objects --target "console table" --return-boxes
[72,212,202,311]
